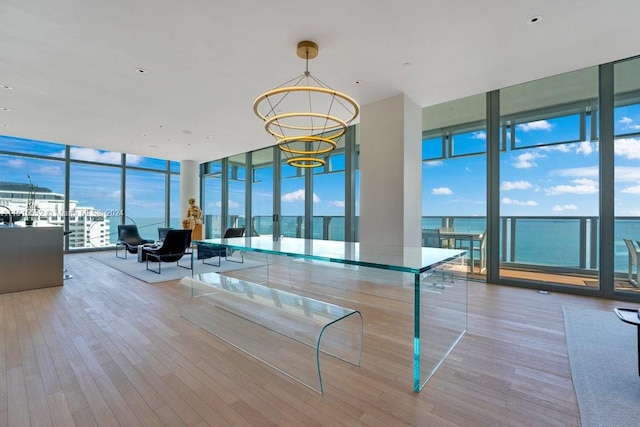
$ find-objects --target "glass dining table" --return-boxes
[194,235,468,392]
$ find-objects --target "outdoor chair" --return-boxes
[197,227,245,266]
[116,224,154,259]
[455,230,487,274]
[623,238,639,287]
[143,229,193,274]
[438,227,455,249]
[422,228,443,248]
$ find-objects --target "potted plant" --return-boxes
[25,174,39,226]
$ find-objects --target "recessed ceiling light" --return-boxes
[0,108,9,112]
[527,15,542,25]
[354,80,362,85]
[1,124,9,127]
[136,68,146,74]
[1,85,12,90]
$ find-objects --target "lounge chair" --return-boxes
[116,224,154,259]
[143,229,193,274]
[197,227,245,266]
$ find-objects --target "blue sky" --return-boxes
[422,109,640,217]
[3,106,640,221]
[0,135,178,219]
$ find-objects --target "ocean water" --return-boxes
[423,217,640,273]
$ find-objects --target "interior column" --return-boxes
[359,93,422,248]
[180,159,200,223]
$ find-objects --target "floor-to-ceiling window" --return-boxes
[312,139,346,240]
[251,147,274,236]
[280,161,305,238]
[498,66,599,287]
[227,153,246,230]
[169,162,181,229]
[0,135,179,250]
[125,168,166,241]
[202,160,222,238]
[69,161,121,247]
[614,57,640,295]
[422,93,487,274]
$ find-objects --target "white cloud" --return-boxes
[622,185,640,195]
[620,116,634,126]
[614,138,640,159]
[6,158,26,168]
[126,154,143,165]
[69,147,123,163]
[573,178,596,185]
[328,200,345,208]
[553,204,578,211]
[517,120,552,132]
[501,180,532,191]
[546,178,598,195]
[513,151,545,169]
[432,187,453,195]
[282,189,305,202]
[556,166,599,178]
[472,131,486,140]
[615,166,640,182]
[424,160,443,167]
[282,189,320,203]
[502,197,538,206]
[619,116,640,130]
[576,141,596,155]
[539,144,570,153]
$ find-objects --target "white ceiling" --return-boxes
[2,0,640,163]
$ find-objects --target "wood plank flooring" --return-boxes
[0,252,628,426]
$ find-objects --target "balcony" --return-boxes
[201,214,640,293]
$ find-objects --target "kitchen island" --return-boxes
[0,226,63,293]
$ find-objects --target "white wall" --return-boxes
[180,160,199,220]
[359,93,422,247]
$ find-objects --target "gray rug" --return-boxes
[91,251,267,283]
[563,305,640,426]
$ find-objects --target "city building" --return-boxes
[0,181,111,248]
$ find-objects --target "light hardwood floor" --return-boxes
[0,252,628,426]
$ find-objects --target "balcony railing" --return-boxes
[202,215,639,278]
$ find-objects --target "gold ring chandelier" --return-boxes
[253,41,360,168]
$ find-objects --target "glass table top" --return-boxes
[196,236,465,274]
